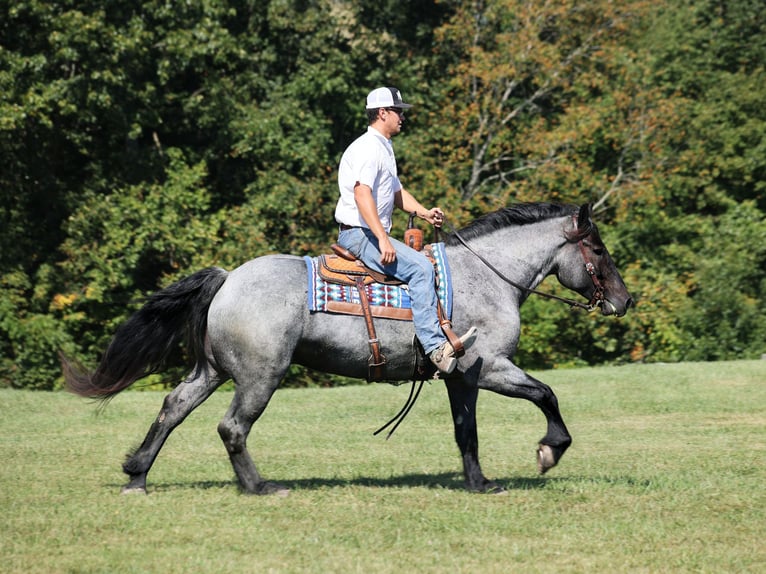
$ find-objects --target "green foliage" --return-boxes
[0,269,74,390]
[406,0,657,214]
[1,0,765,387]
[675,201,766,360]
[54,149,219,358]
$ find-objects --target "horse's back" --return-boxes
[207,254,309,363]
[223,253,306,289]
[207,252,422,382]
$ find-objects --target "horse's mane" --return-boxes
[445,202,578,245]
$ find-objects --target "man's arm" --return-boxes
[396,188,445,227]
[354,183,397,265]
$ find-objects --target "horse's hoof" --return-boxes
[254,481,290,497]
[121,486,147,495]
[468,480,506,494]
[537,444,557,474]
[485,483,508,495]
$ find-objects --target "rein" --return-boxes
[376,213,605,440]
[444,216,603,312]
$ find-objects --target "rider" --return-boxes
[334,86,477,374]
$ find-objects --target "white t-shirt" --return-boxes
[335,126,402,232]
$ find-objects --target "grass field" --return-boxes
[1,361,764,573]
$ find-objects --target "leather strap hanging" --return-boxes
[435,293,464,357]
[354,276,386,381]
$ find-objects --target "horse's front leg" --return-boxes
[444,379,506,493]
[479,360,572,474]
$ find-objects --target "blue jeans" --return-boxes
[338,227,446,354]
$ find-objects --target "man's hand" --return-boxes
[378,235,397,265]
[422,207,445,228]
[397,189,445,228]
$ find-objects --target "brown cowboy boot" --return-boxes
[429,327,478,374]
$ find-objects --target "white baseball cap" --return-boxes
[365,87,413,110]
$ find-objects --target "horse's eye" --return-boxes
[583,240,605,256]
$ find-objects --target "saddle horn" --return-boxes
[404,212,424,251]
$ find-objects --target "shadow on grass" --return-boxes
[108,472,653,494]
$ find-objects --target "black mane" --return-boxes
[445,202,577,245]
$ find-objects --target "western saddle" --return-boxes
[318,223,465,381]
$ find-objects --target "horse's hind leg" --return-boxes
[122,366,224,494]
[217,375,287,496]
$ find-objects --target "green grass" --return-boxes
[1,361,764,573]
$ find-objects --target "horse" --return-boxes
[63,202,633,495]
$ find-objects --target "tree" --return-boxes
[403,0,658,216]
[676,201,766,360]
[1,0,764,388]
[407,0,766,365]
[0,0,452,388]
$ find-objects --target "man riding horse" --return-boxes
[63,89,634,496]
[334,86,478,375]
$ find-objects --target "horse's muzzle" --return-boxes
[601,296,633,317]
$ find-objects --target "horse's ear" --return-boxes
[577,203,594,232]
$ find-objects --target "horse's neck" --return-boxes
[453,218,566,290]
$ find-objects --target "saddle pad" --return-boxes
[304,242,453,321]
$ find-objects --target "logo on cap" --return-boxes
[366,87,413,110]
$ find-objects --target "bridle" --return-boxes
[575,227,607,311]
[445,214,606,312]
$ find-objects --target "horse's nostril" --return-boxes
[626,297,634,309]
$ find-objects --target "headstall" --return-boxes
[447,215,605,312]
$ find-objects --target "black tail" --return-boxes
[63,267,228,399]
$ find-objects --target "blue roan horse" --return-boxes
[64,202,633,495]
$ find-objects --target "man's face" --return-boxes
[381,107,405,136]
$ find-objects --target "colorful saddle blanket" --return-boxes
[304,242,452,321]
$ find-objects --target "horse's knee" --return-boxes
[217,419,245,454]
[217,420,233,443]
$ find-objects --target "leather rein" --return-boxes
[376,214,606,440]
[445,215,606,312]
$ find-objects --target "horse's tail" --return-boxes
[63,267,229,400]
